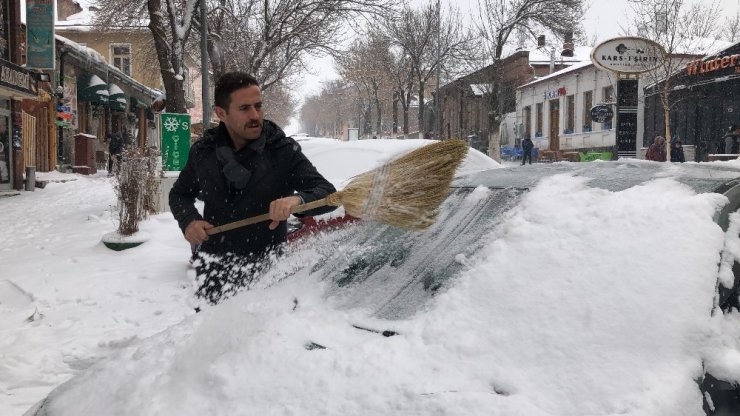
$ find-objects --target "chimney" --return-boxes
[561,31,574,57]
[537,35,546,47]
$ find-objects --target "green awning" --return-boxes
[108,83,127,112]
[77,74,108,105]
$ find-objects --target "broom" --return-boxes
[207,139,469,235]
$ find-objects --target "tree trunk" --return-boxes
[392,92,399,134]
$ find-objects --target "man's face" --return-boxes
[215,85,264,146]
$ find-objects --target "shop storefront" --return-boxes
[644,41,740,162]
[0,59,39,190]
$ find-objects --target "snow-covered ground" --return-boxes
[3,141,740,415]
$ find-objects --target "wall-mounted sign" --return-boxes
[544,87,566,100]
[160,113,190,171]
[686,52,740,77]
[591,37,665,74]
[590,105,614,123]
[0,59,38,97]
[26,0,56,69]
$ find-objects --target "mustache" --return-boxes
[245,121,262,128]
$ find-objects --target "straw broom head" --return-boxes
[327,139,469,230]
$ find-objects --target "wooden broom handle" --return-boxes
[206,196,333,235]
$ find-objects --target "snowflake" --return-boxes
[163,116,181,132]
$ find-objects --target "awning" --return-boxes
[77,74,108,105]
[108,83,127,112]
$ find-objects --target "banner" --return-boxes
[26,0,56,69]
[160,113,190,171]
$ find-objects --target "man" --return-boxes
[521,136,534,165]
[107,131,124,176]
[724,124,740,154]
[169,72,337,304]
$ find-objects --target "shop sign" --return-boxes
[0,59,37,97]
[26,0,56,69]
[686,53,740,77]
[544,87,566,100]
[160,113,190,171]
[591,37,665,74]
[590,105,614,123]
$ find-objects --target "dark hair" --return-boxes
[214,72,260,111]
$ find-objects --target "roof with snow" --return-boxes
[519,60,595,89]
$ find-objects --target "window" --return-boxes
[110,44,131,75]
[583,91,593,132]
[602,85,614,103]
[601,86,614,130]
[565,95,575,133]
[536,103,543,136]
[523,106,531,139]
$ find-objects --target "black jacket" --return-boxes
[522,138,534,152]
[169,120,337,257]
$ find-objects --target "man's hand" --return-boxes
[268,196,302,230]
[184,220,214,246]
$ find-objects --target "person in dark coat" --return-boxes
[169,72,337,304]
[724,125,740,154]
[670,139,685,162]
[645,136,667,161]
[107,132,124,176]
[521,136,534,165]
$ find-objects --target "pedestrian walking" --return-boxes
[521,136,534,165]
[645,136,667,162]
[670,139,685,163]
[169,72,337,305]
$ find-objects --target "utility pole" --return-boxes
[434,0,441,140]
[200,0,209,126]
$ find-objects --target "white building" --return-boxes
[516,61,648,158]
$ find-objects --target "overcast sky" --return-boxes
[295,0,740,98]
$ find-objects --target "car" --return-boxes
[25,159,740,416]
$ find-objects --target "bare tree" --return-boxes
[384,1,472,138]
[93,0,393,115]
[627,0,722,146]
[93,0,198,114]
[473,0,584,158]
[337,33,395,137]
[721,11,740,43]
[205,0,394,92]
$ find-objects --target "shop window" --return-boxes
[583,91,593,132]
[536,103,543,136]
[603,85,614,103]
[110,44,131,75]
[565,95,575,134]
[523,106,531,139]
[602,86,614,129]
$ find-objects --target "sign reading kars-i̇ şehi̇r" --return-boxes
[591,37,666,74]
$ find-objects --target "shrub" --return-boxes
[114,146,160,236]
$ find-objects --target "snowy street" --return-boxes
[0,171,195,414]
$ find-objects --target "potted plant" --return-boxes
[102,146,160,251]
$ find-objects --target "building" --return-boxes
[516,61,628,159]
[1,0,46,192]
[437,42,591,154]
[643,40,740,161]
[54,0,205,160]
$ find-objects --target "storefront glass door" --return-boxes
[0,99,11,190]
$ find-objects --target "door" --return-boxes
[549,102,560,151]
[0,100,11,190]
